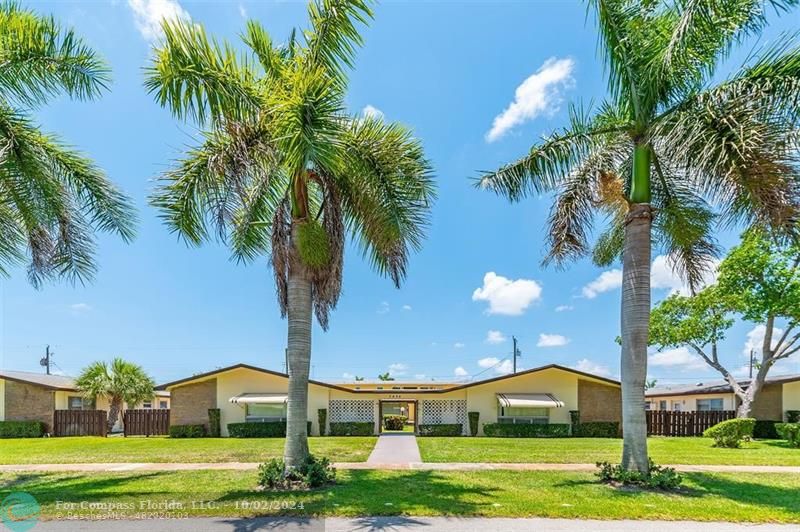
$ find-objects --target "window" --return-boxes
[659,400,667,411]
[159,400,168,409]
[645,402,652,411]
[671,401,682,412]
[68,396,84,410]
[498,406,549,424]
[245,403,285,422]
[142,401,152,409]
[697,398,724,411]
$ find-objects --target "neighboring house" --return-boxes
[645,374,800,421]
[157,363,621,436]
[0,369,170,433]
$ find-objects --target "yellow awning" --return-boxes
[496,393,564,408]
[229,393,287,405]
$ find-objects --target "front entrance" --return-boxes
[379,400,418,434]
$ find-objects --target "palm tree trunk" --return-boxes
[107,397,122,433]
[620,201,652,473]
[284,236,312,470]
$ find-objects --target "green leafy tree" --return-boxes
[0,2,135,285]
[478,0,800,471]
[650,230,800,417]
[377,372,395,381]
[76,358,155,432]
[146,1,434,468]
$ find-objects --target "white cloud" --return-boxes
[649,347,708,371]
[582,269,622,299]
[70,303,92,312]
[485,330,507,345]
[402,304,412,311]
[454,342,466,349]
[454,366,469,377]
[651,255,720,296]
[362,104,384,120]
[414,374,427,380]
[478,357,514,375]
[486,57,575,142]
[377,301,390,314]
[342,372,355,380]
[238,3,247,18]
[555,305,573,312]
[573,358,611,377]
[537,333,570,347]
[127,0,189,41]
[472,272,542,315]
[388,363,408,377]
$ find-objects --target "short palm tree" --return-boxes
[0,2,135,285]
[479,0,800,472]
[147,0,434,468]
[76,358,155,432]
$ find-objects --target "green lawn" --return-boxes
[0,436,376,464]
[417,437,800,465]
[1,469,797,522]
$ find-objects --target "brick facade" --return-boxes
[577,379,622,423]
[750,383,783,420]
[4,380,55,431]
[170,378,217,428]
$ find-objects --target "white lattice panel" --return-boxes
[420,400,467,434]
[329,400,375,423]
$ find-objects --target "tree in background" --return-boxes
[377,372,395,381]
[478,0,800,471]
[147,0,434,469]
[650,230,800,417]
[76,358,155,432]
[0,2,135,285]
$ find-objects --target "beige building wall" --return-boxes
[0,378,5,421]
[4,380,55,431]
[751,383,783,420]
[172,378,217,428]
[647,393,736,412]
[578,379,621,423]
[784,381,800,418]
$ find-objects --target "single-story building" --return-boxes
[0,369,170,433]
[645,374,800,421]
[157,363,622,436]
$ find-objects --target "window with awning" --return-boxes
[496,394,564,424]
[229,394,287,422]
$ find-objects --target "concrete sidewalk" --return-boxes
[31,516,800,531]
[1,462,798,473]
[365,433,422,466]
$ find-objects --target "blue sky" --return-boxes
[2,0,798,385]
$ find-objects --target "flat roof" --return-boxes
[0,370,77,391]
[646,373,800,398]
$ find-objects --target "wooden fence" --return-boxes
[53,410,107,437]
[123,409,170,436]
[646,410,735,437]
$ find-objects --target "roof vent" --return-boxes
[695,382,703,386]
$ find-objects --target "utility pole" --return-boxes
[40,345,52,375]
[749,349,755,379]
[512,336,521,374]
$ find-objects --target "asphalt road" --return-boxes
[31,517,800,531]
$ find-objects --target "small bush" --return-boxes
[574,422,620,438]
[596,460,682,490]
[418,424,462,436]
[169,424,206,438]
[383,415,407,431]
[228,421,311,438]
[328,422,373,436]
[318,409,327,436]
[776,423,800,447]
[483,423,570,438]
[753,420,780,440]
[0,421,46,438]
[257,454,336,490]
[208,409,221,438]
[468,412,480,436]
[703,418,755,448]
[786,410,800,423]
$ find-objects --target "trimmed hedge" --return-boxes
[703,418,755,448]
[574,421,620,438]
[227,421,312,438]
[468,412,479,436]
[0,420,46,438]
[418,424,462,436]
[483,423,571,438]
[318,409,327,436]
[329,422,373,436]
[169,424,206,438]
[208,409,221,438]
[753,420,780,440]
[776,423,800,447]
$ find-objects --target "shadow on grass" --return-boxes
[0,472,173,501]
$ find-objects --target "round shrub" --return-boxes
[703,418,755,448]
[258,454,336,490]
[776,423,800,447]
[383,415,407,431]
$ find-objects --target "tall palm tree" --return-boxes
[147,0,434,469]
[76,358,155,432]
[0,2,135,285]
[479,0,800,472]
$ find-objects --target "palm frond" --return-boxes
[308,171,344,329]
[304,0,373,83]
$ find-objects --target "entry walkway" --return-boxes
[365,433,422,465]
